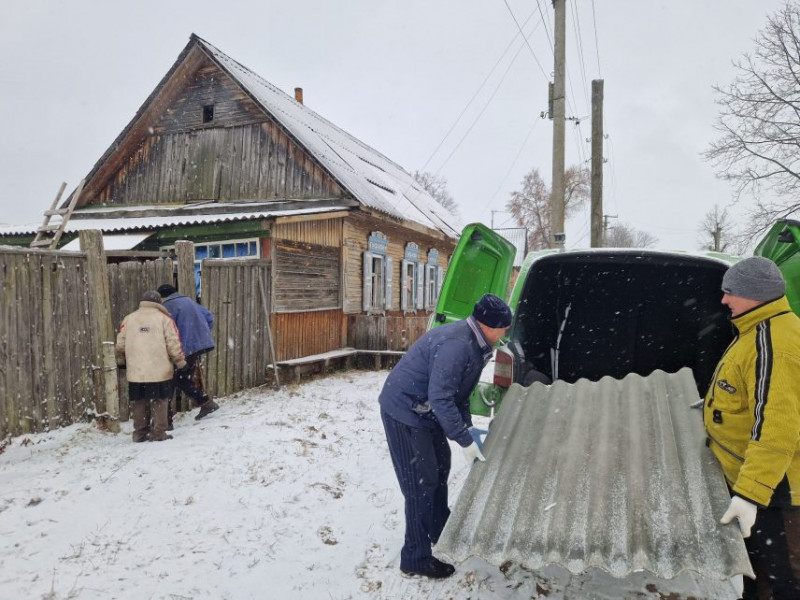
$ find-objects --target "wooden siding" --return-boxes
[202,259,272,397]
[272,310,345,361]
[152,59,265,133]
[342,212,455,314]
[0,248,97,437]
[94,122,343,205]
[347,314,429,351]
[90,59,342,207]
[273,240,340,313]
[272,217,343,247]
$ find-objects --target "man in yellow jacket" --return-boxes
[705,257,800,598]
[116,290,187,442]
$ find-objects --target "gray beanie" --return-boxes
[721,257,785,301]
[141,290,163,304]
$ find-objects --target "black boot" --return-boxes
[195,399,219,420]
[400,558,455,579]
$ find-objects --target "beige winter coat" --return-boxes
[116,301,187,383]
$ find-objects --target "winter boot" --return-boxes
[149,433,173,441]
[195,399,219,421]
[400,557,455,579]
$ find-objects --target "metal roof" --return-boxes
[0,203,351,236]
[436,368,753,589]
[195,36,461,238]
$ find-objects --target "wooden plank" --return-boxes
[80,231,114,414]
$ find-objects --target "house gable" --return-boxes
[84,47,345,208]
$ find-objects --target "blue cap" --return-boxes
[472,294,512,328]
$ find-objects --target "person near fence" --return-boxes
[378,293,512,579]
[157,284,219,421]
[704,257,800,598]
[116,290,187,442]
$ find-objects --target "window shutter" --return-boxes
[384,256,393,310]
[415,264,424,310]
[436,266,444,296]
[423,265,431,310]
[363,251,373,311]
[400,259,410,311]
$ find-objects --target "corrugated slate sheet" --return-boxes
[437,368,753,585]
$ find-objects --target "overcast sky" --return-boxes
[0,0,788,250]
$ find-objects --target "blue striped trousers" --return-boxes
[381,409,451,570]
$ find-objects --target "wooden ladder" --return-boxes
[30,179,85,249]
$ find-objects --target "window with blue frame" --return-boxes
[162,239,260,297]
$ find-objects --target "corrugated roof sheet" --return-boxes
[0,204,350,236]
[194,36,461,238]
[437,368,753,586]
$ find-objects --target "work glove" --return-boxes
[462,441,486,464]
[469,427,489,451]
[720,496,758,538]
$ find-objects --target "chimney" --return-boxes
[294,87,303,104]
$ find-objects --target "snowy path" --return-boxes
[0,370,734,599]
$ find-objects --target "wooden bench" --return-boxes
[274,348,405,384]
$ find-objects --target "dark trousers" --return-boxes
[381,409,451,571]
[743,506,799,600]
[174,353,210,406]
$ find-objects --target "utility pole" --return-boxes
[603,214,618,247]
[590,79,604,248]
[550,0,566,250]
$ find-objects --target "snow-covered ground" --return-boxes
[0,370,736,600]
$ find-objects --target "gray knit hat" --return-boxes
[141,290,163,304]
[721,257,785,301]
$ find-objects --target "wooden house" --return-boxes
[1,34,461,361]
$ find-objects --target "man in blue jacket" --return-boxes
[157,284,219,421]
[379,293,512,579]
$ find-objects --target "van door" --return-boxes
[431,223,516,329]
[754,219,800,315]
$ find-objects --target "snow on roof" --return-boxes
[437,368,753,584]
[194,36,460,238]
[0,204,351,236]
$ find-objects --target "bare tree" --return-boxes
[412,171,459,217]
[697,204,736,252]
[506,166,589,249]
[604,222,658,248]
[704,2,800,236]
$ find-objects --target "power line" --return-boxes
[432,36,531,174]
[534,0,554,52]
[479,117,541,218]
[416,9,540,175]
[569,0,591,109]
[590,0,603,77]
[502,0,549,81]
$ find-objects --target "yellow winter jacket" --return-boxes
[704,296,800,507]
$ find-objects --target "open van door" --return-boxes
[754,219,800,316]
[431,223,516,329]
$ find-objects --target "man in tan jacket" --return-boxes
[116,290,187,442]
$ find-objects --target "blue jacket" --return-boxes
[162,293,215,357]
[379,317,494,448]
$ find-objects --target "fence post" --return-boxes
[175,240,195,300]
[80,230,118,416]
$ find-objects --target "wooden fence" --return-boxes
[0,247,97,436]
[202,259,274,397]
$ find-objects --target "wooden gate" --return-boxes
[107,258,175,419]
[202,259,273,397]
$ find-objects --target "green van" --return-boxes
[434,220,800,417]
